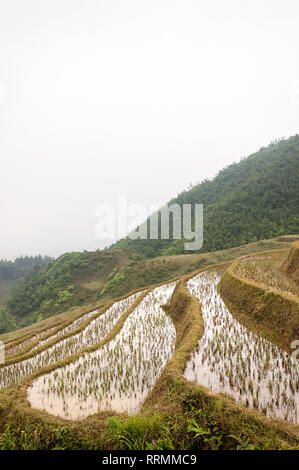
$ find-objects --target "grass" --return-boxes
[219,248,299,353]
[1,234,297,343]
[100,235,299,299]
[0,238,298,449]
[282,241,299,284]
[0,280,18,308]
[106,414,172,450]
[105,275,299,450]
[26,285,175,419]
[0,418,101,450]
[235,251,298,296]
[185,269,298,423]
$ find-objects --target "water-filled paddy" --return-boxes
[0,291,141,389]
[184,270,299,423]
[30,308,101,352]
[28,282,176,419]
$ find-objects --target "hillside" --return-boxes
[0,280,18,309]
[219,245,299,352]
[1,234,297,336]
[0,256,54,333]
[0,240,298,450]
[1,250,130,333]
[2,136,299,334]
[113,136,299,258]
[0,256,53,305]
[99,235,299,299]
[0,255,53,282]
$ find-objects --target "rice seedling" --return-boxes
[5,306,106,359]
[184,270,299,423]
[235,253,299,296]
[5,326,58,358]
[0,291,143,390]
[27,282,177,420]
[30,308,101,352]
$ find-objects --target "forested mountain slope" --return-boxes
[0,255,53,281]
[2,235,298,335]
[0,250,130,332]
[0,256,53,332]
[113,135,299,258]
[2,136,299,334]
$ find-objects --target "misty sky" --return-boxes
[0,0,298,260]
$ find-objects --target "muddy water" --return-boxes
[0,291,142,389]
[6,326,58,358]
[28,282,176,419]
[184,270,299,423]
[30,308,101,352]
[7,308,101,358]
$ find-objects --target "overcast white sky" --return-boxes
[0,0,298,260]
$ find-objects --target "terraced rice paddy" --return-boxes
[6,307,104,358]
[27,282,176,419]
[0,291,142,389]
[235,253,299,296]
[30,308,101,352]
[184,270,299,423]
[6,326,58,358]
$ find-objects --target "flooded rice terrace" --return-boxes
[184,270,299,423]
[5,326,58,358]
[30,307,101,352]
[0,291,142,389]
[6,308,102,358]
[28,282,176,419]
[4,268,297,424]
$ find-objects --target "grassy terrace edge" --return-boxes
[0,262,298,449]
[219,248,299,353]
[282,240,299,284]
[2,234,298,345]
[0,285,150,367]
[135,265,299,450]
[4,304,105,360]
[2,301,105,353]
[1,273,184,363]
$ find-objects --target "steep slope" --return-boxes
[281,240,299,284]
[2,235,298,335]
[100,235,299,299]
[219,246,299,352]
[0,256,54,333]
[0,253,298,450]
[113,135,299,258]
[0,255,53,282]
[3,250,130,331]
[0,280,18,308]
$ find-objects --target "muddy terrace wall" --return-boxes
[219,256,299,353]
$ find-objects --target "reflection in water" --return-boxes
[28,282,176,419]
[30,308,101,352]
[184,270,299,423]
[0,291,141,389]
